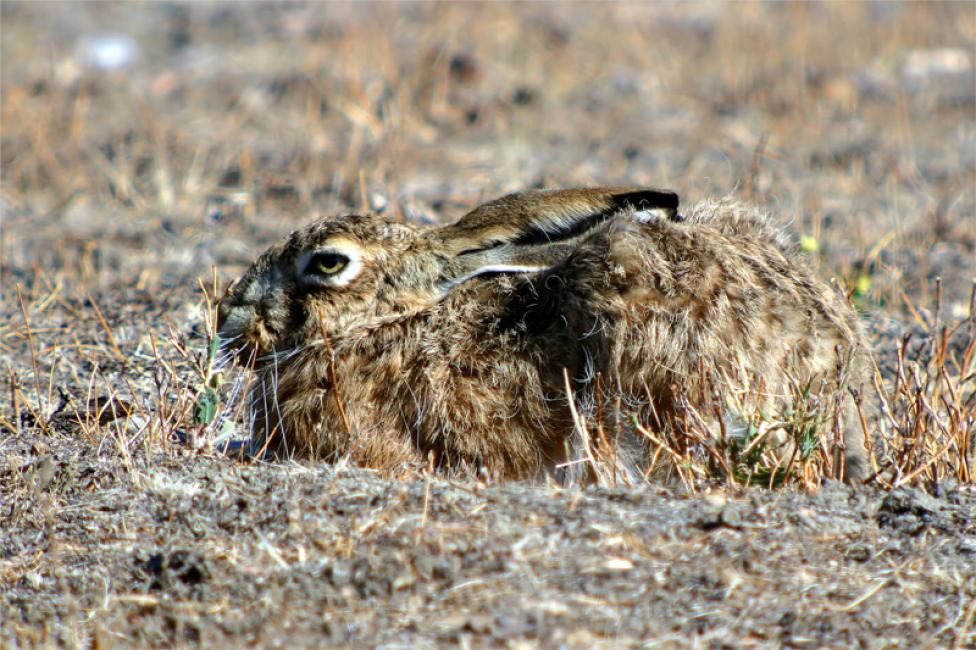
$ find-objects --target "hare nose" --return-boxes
[217,277,259,326]
[223,276,267,307]
[239,278,265,304]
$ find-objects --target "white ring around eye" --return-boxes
[296,241,365,288]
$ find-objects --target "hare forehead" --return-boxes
[295,219,414,252]
[302,214,412,239]
[289,227,412,259]
[303,236,366,256]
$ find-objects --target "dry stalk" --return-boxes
[15,284,43,410]
[319,317,353,437]
[561,368,603,485]
[86,293,125,363]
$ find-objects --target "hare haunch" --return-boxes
[217,188,870,482]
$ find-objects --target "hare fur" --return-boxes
[217,188,870,483]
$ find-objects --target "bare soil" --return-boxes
[3,432,976,648]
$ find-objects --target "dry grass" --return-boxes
[2,1,974,494]
[870,286,976,487]
[573,294,976,490]
[3,5,974,641]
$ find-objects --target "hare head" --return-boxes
[217,188,679,366]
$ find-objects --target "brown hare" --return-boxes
[216,187,870,483]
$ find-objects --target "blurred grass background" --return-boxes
[2,1,973,312]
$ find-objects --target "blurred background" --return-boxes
[2,1,974,317]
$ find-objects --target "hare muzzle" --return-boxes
[217,274,292,364]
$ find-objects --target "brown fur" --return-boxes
[217,189,870,482]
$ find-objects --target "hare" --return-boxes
[216,187,870,483]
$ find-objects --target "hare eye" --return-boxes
[308,252,348,276]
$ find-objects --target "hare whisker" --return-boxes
[256,373,274,455]
[216,333,241,348]
[214,334,241,363]
[247,405,260,456]
[256,344,304,365]
[268,349,289,456]
[223,368,252,415]
[214,344,246,372]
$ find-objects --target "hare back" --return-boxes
[509,198,870,479]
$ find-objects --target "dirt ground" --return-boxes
[3,434,976,648]
[2,2,975,648]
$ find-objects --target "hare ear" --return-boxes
[436,187,680,254]
[435,242,574,295]
[432,187,678,295]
